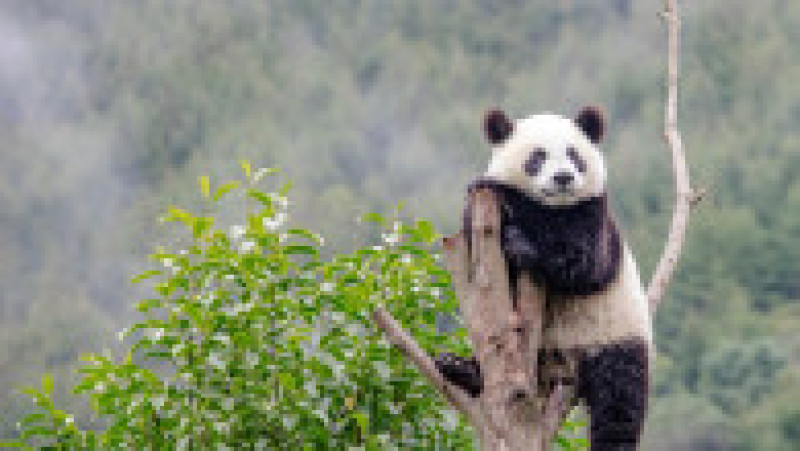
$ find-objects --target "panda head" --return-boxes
[483,106,607,207]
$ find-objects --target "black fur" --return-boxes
[465,178,621,298]
[577,339,649,450]
[485,109,513,144]
[433,353,483,398]
[576,106,605,144]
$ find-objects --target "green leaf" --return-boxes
[21,413,46,424]
[246,190,273,206]
[353,411,370,437]
[130,270,162,284]
[134,298,162,313]
[41,374,53,396]
[193,216,213,237]
[415,219,436,242]
[164,207,194,227]
[240,159,252,179]
[285,228,323,244]
[283,245,318,256]
[198,176,210,198]
[360,212,385,225]
[20,425,56,440]
[212,181,241,201]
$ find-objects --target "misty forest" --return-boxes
[1,0,799,449]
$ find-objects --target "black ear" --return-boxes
[575,106,605,144]
[484,109,513,145]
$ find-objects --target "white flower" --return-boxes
[263,212,287,231]
[230,225,246,240]
[162,258,174,268]
[213,421,230,435]
[275,195,289,208]
[213,333,231,346]
[152,396,165,409]
[304,380,318,397]
[373,360,391,380]
[253,168,270,182]
[239,240,255,253]
[321,282,335,293]
[441,409,459,432]
[245,351,259,368]
[282,415,296,430]
[208,352,225,370]
[65,415,74,425]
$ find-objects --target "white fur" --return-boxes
[485,113,607,206]
[542,245,652,350]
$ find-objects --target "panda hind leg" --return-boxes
[433,353,483,397]
[576,339,649,451]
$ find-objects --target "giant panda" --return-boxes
[435,107,652,450]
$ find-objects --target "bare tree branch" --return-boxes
[647,0,702,310]
[371,306,490,431]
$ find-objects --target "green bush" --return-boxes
[3,163,585,449]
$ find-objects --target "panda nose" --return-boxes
[553,172,574,187]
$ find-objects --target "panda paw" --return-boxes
[434,353,483,397]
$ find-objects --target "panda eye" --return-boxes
[566,146,587,173]
[524,148,547,176]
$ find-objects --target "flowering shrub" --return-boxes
[4,162,585,449]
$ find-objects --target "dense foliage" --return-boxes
[1,1,799,448]
[3,168,478,448]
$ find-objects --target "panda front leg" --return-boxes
[576,340,649,450]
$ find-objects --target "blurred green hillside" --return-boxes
[1,1,798,448]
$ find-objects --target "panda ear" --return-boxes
[575,106,605,144]
[484,109,513,145]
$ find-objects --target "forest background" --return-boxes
[1,1,799,449]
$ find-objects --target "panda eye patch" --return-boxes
[566,146,587,173]
[524,148,547,176]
